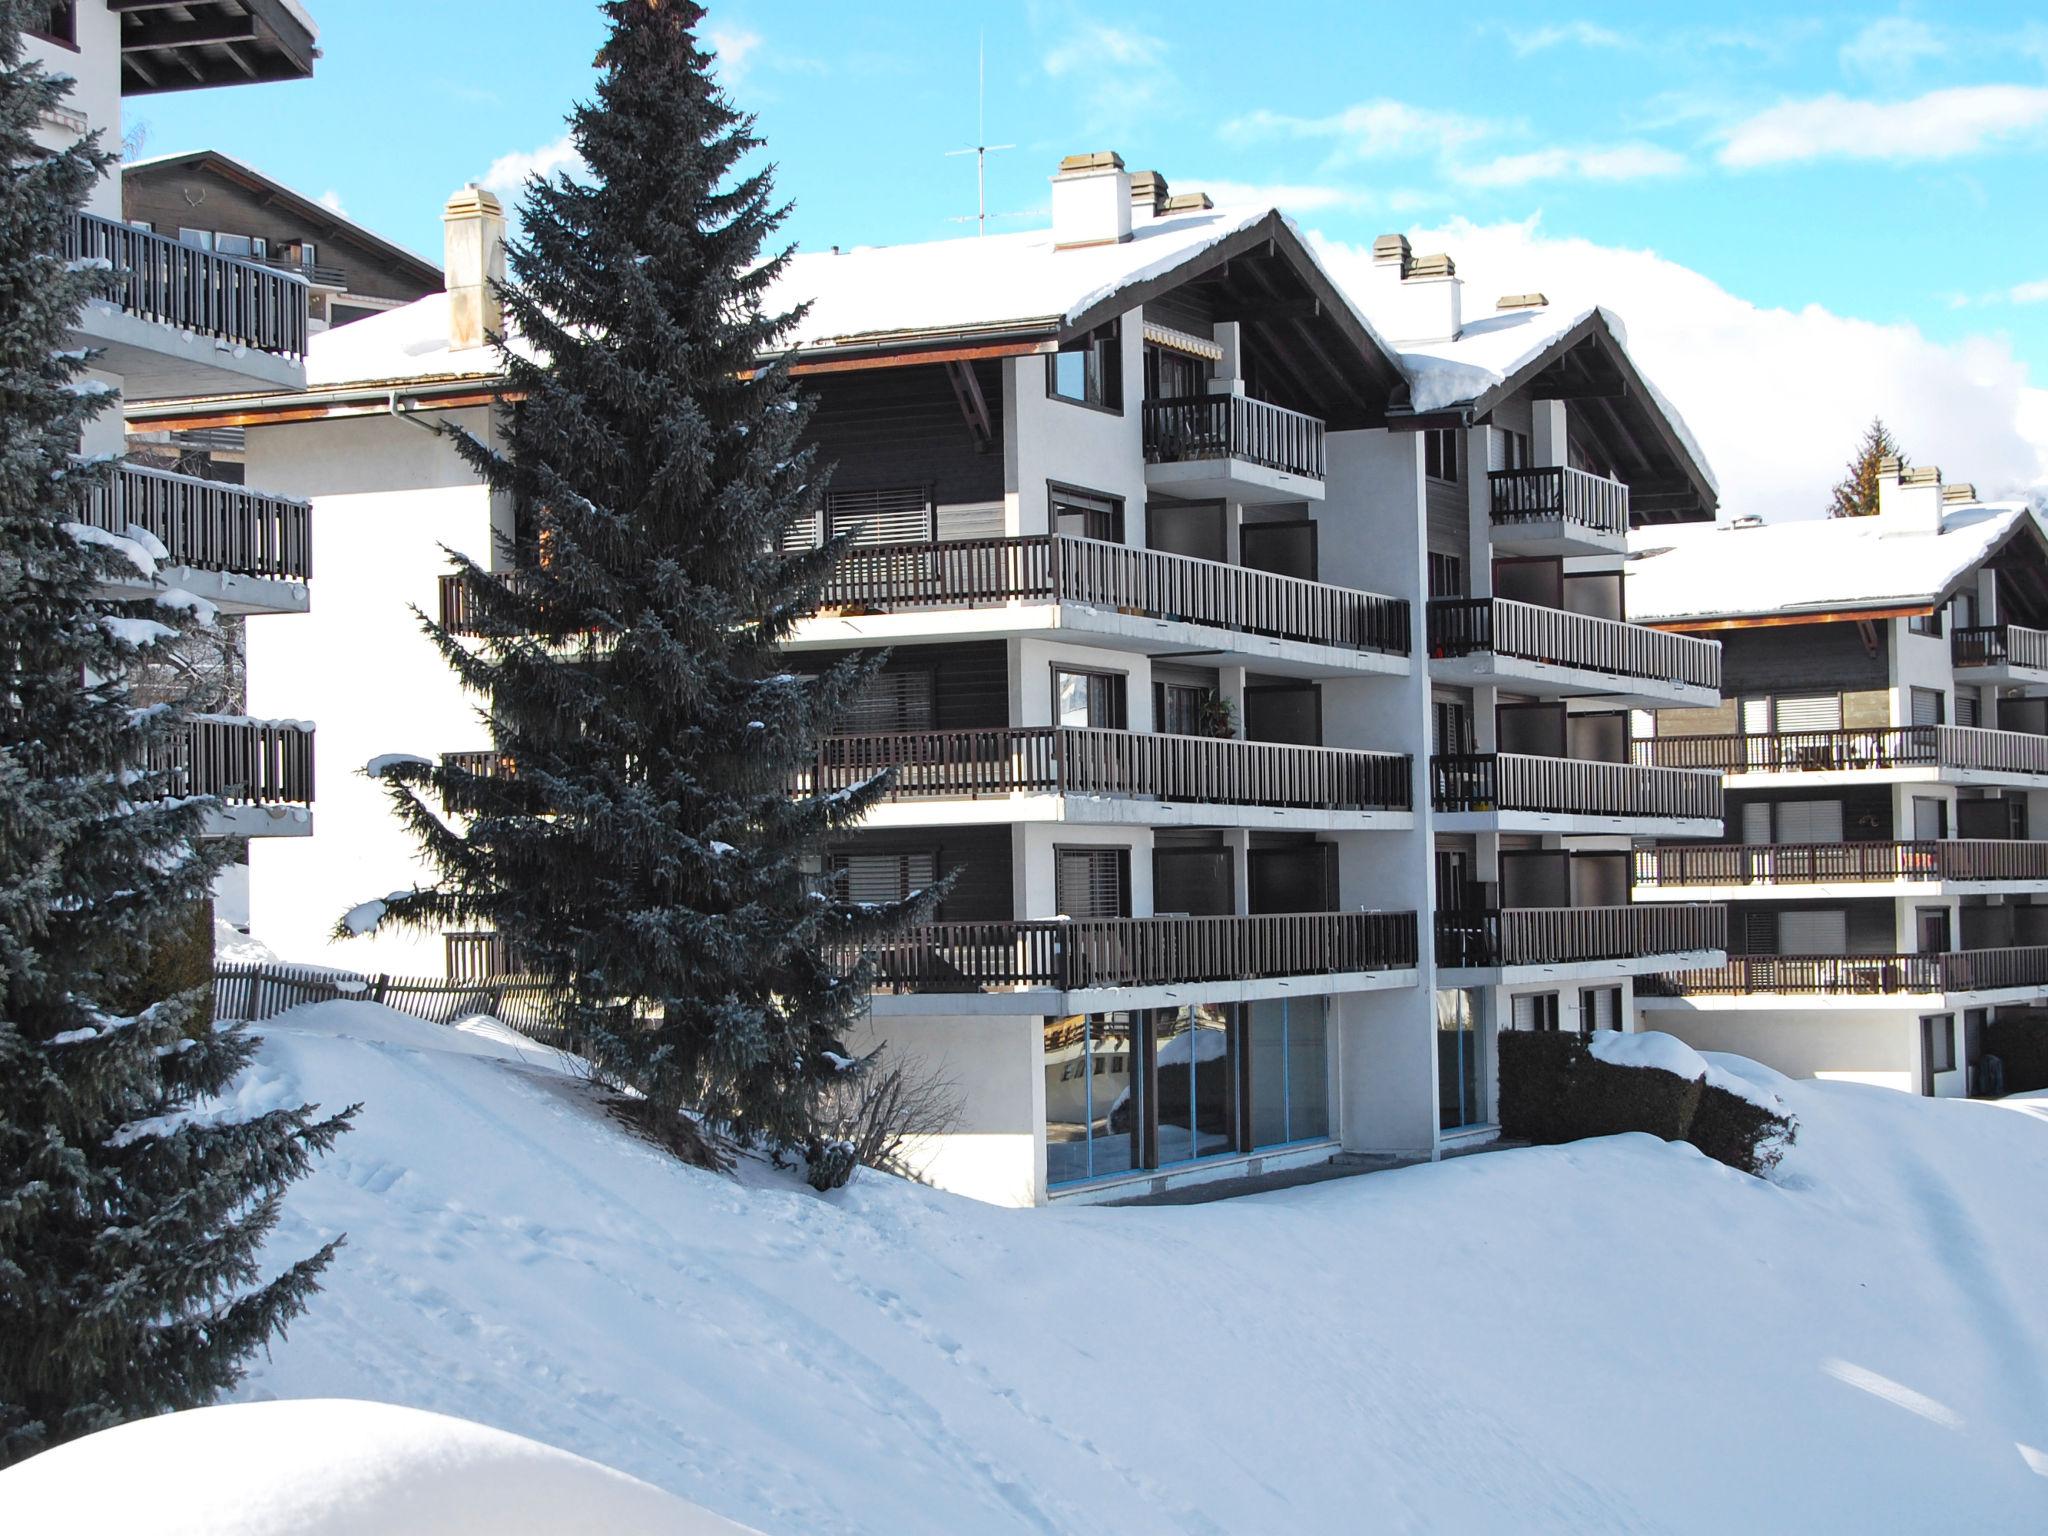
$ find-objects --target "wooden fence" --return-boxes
[213,962,574,1047]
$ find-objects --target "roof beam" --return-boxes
[123,17,261,50]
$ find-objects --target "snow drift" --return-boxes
[41,1001,2047,1534]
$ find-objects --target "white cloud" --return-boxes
[1221,99,1496,160]
[2013,278,2048,305]
[708,25,763,86]
[1040,22,1173,130]
[1838,17,1945,83]
[1192,179,1365,212]
[1717,84,2048,167]
[317,189,347,217]
[1310,216,2048,519]
[1506,21,1630,57]
[1042,21,1165,75]
[1454,142,1687,188]
[481,135,586,198]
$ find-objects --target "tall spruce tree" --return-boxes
[0,6,350,1465]
[1827,417,1907,518]
[359,0,928,1159]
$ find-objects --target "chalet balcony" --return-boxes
[1634,726,2048,786]
[858,911,1418,997]
[1952,624,2048,685]
[64,212,309,398]
[1635,839,2048,895]
[1430,751,1720,829]
[1487,466,1629,557]
[1434,902,1726,974]
[799,727,1412,822]
[150,716,314,839]
[1640,947,2048,1000]
[75,461,311,613]
[1426,596,1720,706]
[1141,393,1326,501]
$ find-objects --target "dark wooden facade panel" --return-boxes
[806,361,1006,508]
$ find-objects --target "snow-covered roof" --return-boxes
[1627,501,2045,624]
[301,291,537,388]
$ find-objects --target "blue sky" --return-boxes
[125,2,2048,470]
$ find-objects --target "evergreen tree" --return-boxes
[0,6,350,1465]
[1827,417,1907,518]
[359,0,929,1160]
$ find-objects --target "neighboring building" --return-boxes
[124,149,441,332]
[136,153,1727,1206]
[1629,461,2048,1096]
[30,3,321,874]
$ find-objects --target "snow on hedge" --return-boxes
[0,1399,759,1535]
[1590,1026,1786,1111]
[89,1002,2048,1534]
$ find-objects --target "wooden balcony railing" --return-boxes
[147,716,314,806]
[74,461,311,580]
[1431,752,1720,820]
[1141,394,1327,480]
[1635,839,2048,888]
[1953,624,2048,672]
[66,211,309,359]
[1641,947,2048,998]
[1487,466,1628,536]
[1427,596,1720,690]
[856,910,1418,994]
[1634,726,2048,779]
[1435,903,1726,969]
[797,727,1411,811]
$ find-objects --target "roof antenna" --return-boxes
[946,32,1013,236]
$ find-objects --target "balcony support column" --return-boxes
[1532,398,1568,470]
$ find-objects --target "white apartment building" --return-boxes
[143,152,1728,1206]
[1630,462,2048,1096]
[31,2,321,867]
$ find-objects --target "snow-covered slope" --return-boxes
[148,1004,2048,1533]
[0,1398,759,1535]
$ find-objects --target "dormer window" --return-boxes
[1048,320,1122,412]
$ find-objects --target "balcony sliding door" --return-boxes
[1044,1013,1141,1187]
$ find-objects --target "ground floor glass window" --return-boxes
[1044,1013,1139,1186]
[1437,988,1485,1131]
[1154,1004,1236,1166]
[1248,997,1330,1147]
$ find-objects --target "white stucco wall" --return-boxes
[1642,1006,1922,1094]
[26,8,123,219]
[1005,317,1149,542]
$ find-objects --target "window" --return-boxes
[1427,551,1464,598]
[1424,428,1461,484]
[1047,321,1122,410]
[1437,989,1485,1130]
[782,485,934,553]
[1432,698,1472,755]
[1908,607,1943,637]
[830,849,936,905]
[213,233,265,259]
[1154,680,1218,737]
[1052,667,1125,730]
[1153,1004,1237,1165]
[1049,485,1121,542]
[843,669,936,733]
[1922,1014,1955,1080]
[1957,694,1981,728]
[1779,909,1846,955]
[1055,846,1128,919]
[1911,687,1946,727]
[29,3,75,46]
[1579,986,1622,1032]
[1498,428,1531,470]
[178,228,216,251]
[1510,992,1561,1032]
[1143,343,1209,401]
[1044,1013,1141,1185]
[1248,997,1330,1147]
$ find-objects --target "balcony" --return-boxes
[1435,903,1726,977]
[1427,597,1719,707]
[1952,624,2048,686]
[448,536,1415,671]
[74,461,311,613]
[858,910,1418,1002]
[1640,947,2048,1001]
[1141,393,1326,501]
[1635,839,2048,897]
[1487,466,1629,557]
[64,212,308,398]
[150,716,314,838]
[1430,752,1720,832]
[1634,726,2048,786]
[798,727,1411,827]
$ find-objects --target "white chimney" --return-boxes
[1876,456,1944,532]
[1366,233,1462,346]
[443,183,506,351]
[1051,152,1132,249]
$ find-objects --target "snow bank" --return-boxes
[0,1399,759,1535]
[1591,1027,1786,1111]
[169,1004,2048,1533]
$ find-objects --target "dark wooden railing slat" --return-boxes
[66,211,309,358]
[1636,839,2048,887]
[1427,596,1719,689]
[1643,947,2048,997]
[1141,394,1326,480]
[1487,466,1629,535]
[72,461,311,581]
[1435,903,1725,968]
[1634,726,2048,779]
[1430,751,1719,820]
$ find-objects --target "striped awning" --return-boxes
[1142,321,1224,362]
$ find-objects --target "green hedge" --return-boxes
[1981,1017,2048,1096]
[1498,1030,1796,1178]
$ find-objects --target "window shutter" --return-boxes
[1956,694,1980,728]
[1057,848,1127,919]
[780,510,821,553]
[1778,909,1847,955]
[1581,987,1618,1031]
[1776,799,1843,844]
[1511,993,1536,1031]
[825,486,935,548]
[1741,801,1772,844]
[832,850,937,905]
[1910,688,1945,727]
[1740,696,1772,735]
[1775,695,1842,732]
[843,671,936,733]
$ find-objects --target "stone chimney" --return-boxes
[1876,455,1944,532]
[1052,152,1132,249]
[443,183,506,351]
[1368,232,1462,345]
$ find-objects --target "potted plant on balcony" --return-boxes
[1198,693,1238,740]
